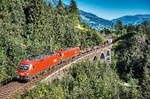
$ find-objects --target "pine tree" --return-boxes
[64,6,69,15]
[48,2,53,9]
[56,0,63,9]
[0,0,17,80]
[0,0,106,83]
[68,0,79,27]
[9,0,26,36]
[56,0,65,15]
[25,0,51,56]
[142,21,149,27]
[69,0,78,15]
[127,24,135,32]
[52,12,66,49]
[115,20,122,34]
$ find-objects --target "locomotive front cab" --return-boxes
[17,63,33,81]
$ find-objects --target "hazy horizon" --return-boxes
[62,0,150,20]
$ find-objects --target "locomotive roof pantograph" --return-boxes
[28,52,56,61]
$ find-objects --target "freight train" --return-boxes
[17,47,80,81]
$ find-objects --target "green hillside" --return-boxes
[20,21,150,99]
[0,0,105,83]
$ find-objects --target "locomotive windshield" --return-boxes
[20,64,29,71]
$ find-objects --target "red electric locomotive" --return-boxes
[57,47,79,62]
[17,47,79,81]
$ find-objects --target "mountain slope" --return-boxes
[46,0,112,30]
[46,0,150,30]
[112,14,150,25]
[79,10,112,30]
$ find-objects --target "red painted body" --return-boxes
[17,47,79,80]
[57,47,79,61]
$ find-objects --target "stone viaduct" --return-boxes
[42,44,113,83]
[84,44,113,64]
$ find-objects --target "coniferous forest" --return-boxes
[19,20,150,99]
[0,0,150,99]
[0,0,105,82]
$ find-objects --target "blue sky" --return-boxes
[62,0,150,20]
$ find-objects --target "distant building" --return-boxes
[106,36,113,43]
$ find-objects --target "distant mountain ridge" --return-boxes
[46,0,113,30]
[112,14,150,25]
[46,0,150,30]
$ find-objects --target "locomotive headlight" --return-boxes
[29,64,32,70]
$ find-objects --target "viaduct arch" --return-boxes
[90,44,112,64]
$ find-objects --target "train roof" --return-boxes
[28,52,56,61]
[61,47,79,51]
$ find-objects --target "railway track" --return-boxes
[0,44,111,99]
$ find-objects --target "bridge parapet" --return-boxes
[89,44,113,63]
[42,44,113,84]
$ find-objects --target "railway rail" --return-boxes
[0,44,111,99]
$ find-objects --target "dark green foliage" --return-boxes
[115,23,150,80]
[127,24,135,32]
[0,0,104,82]
[114,22,150,98]
[21,61,141,99]
[115,20,123,34]
[141,67,150,99]
[48,2,53,9]
[68,0,79,27]
[57,0,63,9]
[69,0,78,15]
[0,0,26,80]
[101,28,111,34]
[100,21,150,98]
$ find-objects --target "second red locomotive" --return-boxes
[17,47,79,80]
